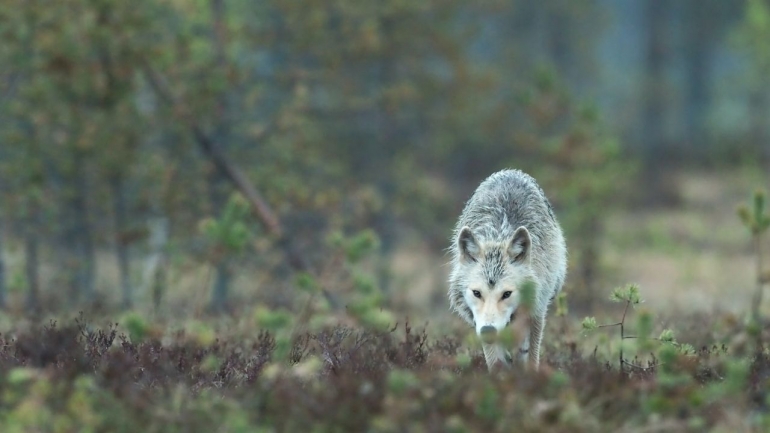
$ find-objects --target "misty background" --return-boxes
[0,0,768,325]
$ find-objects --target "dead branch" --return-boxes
[140,60,282,236]
[140,59,339,310]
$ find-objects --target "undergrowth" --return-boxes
[0,189,767,432]
[0,308,768,432]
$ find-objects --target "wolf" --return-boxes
[447,168,567,371]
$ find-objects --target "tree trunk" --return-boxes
[42,150,77,302]
[0,212,6,309]
[683,0,712,157]
[207,0,234,312]
[207,164,231,311]
[546,8,571,83]
[643,0,667,161]
[641,0,674,206]
[749,91,769,162]
[111,175,132,309]
[72,150,96,302]
[577,216,601,313]
[24,201,40,312]
[210,257,232,312]
[151,257,167,314]
[369,18,399,295]
[62,189,80,304]
[141,216,169,311]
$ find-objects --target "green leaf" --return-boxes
[609,287,626,303]
[737,205,753,228]
[753,189,766,224]
[387,369,417,396]
[254,306,293,331]
[609,284,642,304]
[760,216,770,232]
[455,352,472,369]
[352,271,377,295]
[723,359,749,393]
[658,329,675,344]
[474,384,501,422]
[295,272,318,293]
[627,284,642,305]
[360,308,395,330]
[635,309,654,351]
[748,0,770,36]
[344,229,381,263]
[657,343,679,365]
[7,367,38,385]
[555,292,568,317]
[519,280,536,311]
[121,312,150,344]
[581,316,598,331]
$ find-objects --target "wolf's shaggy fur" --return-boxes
[447,169,567,370]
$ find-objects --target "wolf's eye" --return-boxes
[501,291,512,300]
[472,290,482,299]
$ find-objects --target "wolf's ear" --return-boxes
[458,226,481,263]
[508,226,531,263]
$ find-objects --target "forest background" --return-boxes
[2,0,768,322]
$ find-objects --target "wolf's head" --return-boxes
[452,225,534,337]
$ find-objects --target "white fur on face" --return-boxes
[451,226,536,332]
[461,265,528,335]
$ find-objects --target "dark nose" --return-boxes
[480,326,497,335]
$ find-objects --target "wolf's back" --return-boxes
[452,169,559,248]
[448,169,567,318]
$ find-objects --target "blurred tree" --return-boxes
[0,0,168,308]
[735,0,770,162]
[0,0,695,314]
[1,123,48,313]
[0,208,6,309]
[681,0,743,158]
[513,67,635,312]
[206,0,237,311]
[23,198,41,313]
[641,0,674,205]
[140,0,493,309]
[200,193,254,311]
[682,0,715,154]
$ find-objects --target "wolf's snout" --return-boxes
[480,325,496,335]
[479,326,497,344]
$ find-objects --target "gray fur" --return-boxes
[447,168,567,370]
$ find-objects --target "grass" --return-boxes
[0,305,767,432]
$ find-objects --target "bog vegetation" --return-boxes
[1,0,770,431]
[0,281,768,431]
[0,192,766,431]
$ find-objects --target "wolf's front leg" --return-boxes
[528,316,545,369]
[517,331,531,365]
[482,343,512,371]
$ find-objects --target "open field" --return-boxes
[602,169,768,314]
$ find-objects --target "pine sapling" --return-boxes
[737,188,770,329]
[582,284,640,372]
[582,284,690,373]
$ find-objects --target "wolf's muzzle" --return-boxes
[479,326,497,344]
[480,325,496,335]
